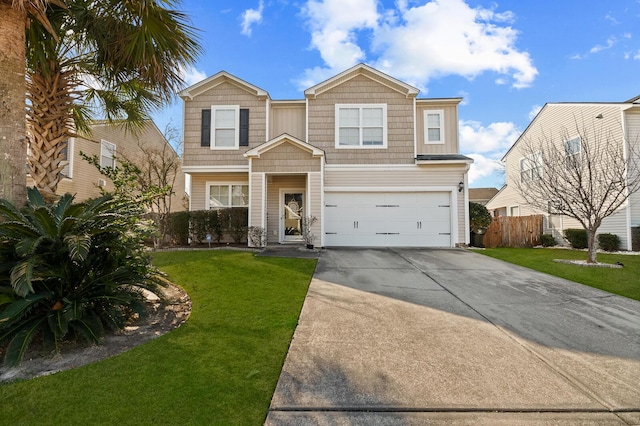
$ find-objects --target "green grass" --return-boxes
[477,248,640,301]
[0,250,317,425]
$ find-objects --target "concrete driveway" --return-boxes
[266,248,640,425]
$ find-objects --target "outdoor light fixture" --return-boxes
[596,113,604,119]
[458,181,464,192]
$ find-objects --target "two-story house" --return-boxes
[28,120,187,211]
[179,64,473,247]
[486,99,640,250]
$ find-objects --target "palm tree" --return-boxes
[0,0,64,206]
[25,0,201,201]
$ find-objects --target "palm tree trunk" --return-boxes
[27,59,75,202]
[0,3,28,206]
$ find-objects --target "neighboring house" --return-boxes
[486,99,640,250]
[27,120,187,211]
[179,63,473,247]
[469,188,498,206]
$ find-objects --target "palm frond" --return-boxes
[4,317,47,367]
[10,259,37,297]
[64,234,91,263]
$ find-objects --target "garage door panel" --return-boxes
[324,192,452,247]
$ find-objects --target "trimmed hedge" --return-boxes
[564,228,587,249]
[166,208,248,245]
[633,226,640,252]
[540,234,557,247]
[597,233,620,252]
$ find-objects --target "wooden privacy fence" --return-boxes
[483,215,544,248]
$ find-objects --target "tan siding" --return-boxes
[307,74,414,165]
[270,103,306,140]
[266,175,306,243]
[249,173,264,228]
[42,122,185,211]
[599,210,629,249]
[183,81,266,167]
[308,172,322,242]
[416,104,459,154]
[252,142,321,173]
[626,111,640,226]
[190,172,249,211]
[324,165,466,187]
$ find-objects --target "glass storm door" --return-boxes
[282,192,304,242]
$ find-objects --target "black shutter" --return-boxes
[239,108,249,146]
[201,109,211,147]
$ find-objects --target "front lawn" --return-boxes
[477,248,640,301]
[0,250,316,425]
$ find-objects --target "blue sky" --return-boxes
[153,0,640,189]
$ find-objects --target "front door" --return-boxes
[281,191,305,242]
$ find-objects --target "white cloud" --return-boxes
[372,0,537,89]
[297,0,537,90]
[459,120,520,154]
[528,104,542,121]
[466,153,503,184]
[590,36,617,53]
[180,65,208,87]
[241,0,265,36]
[459,119,520,185]
[297,0,379,87]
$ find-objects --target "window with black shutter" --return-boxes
[201,109,211,147]
[239,109,249,146]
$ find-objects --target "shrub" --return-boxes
[540,234,557,247]
[0,188,165,366]
[564,228,588,249]
[226,208,249,243]
[469,202,492,232]
[598,233,621,252]
[632,226,640,252]
[168,211,190,245]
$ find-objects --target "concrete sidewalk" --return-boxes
[266,248,640,425]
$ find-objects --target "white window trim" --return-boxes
[211,105,240,150]
[100,140,116,168]
[335,103,388,149]
[519,151,543,183]
[61,138,74,179]
[564,136,581,166]
[205,181,249,209]
[424,109,445,144]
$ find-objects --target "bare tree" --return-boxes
[119,121,183,247]
[515,118,640,263]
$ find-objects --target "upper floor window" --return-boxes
[520,152,543,183]
[201,106,249,149]
[424,110,444,144]
[101,140,116,168]
[206,183,249,209]
[564,136,581,169]
[335,104,387,148]
[60,139,73,178]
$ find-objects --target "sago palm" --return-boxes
[25,0,201,201]
[0,187,166,366]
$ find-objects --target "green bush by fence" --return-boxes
[564,228,587,249]
[540,234,557,247]
[597,233,621,252]
[166,208,248,245]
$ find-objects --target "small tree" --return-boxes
[515,118,640,263]
[118,121,182,247]
[469,202,492,232]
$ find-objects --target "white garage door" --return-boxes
[324,192,452,247]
